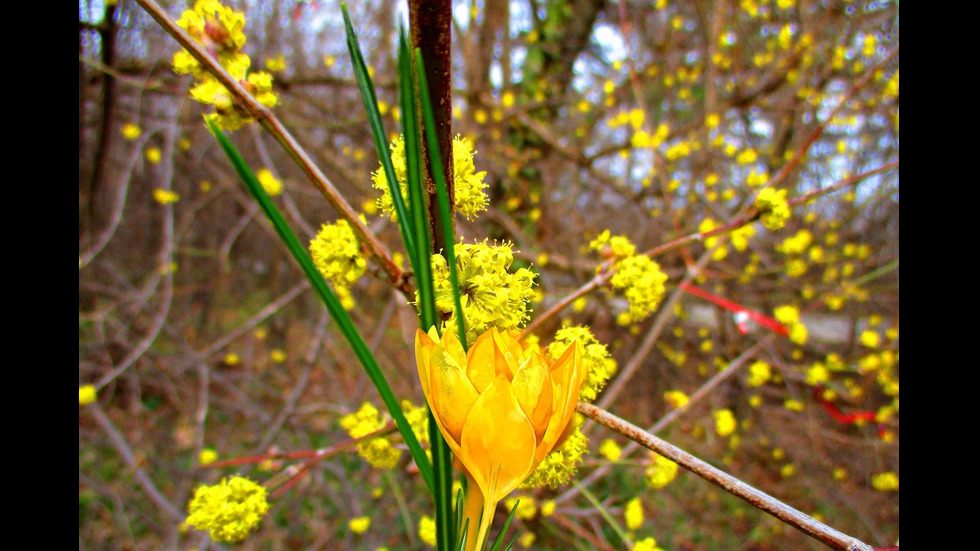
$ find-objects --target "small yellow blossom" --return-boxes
[624,497,644,530]
[270,349,286,363]
[519,532,536,548]
[789,322,808,345]
[199,448,218,465]
[146,147,162,164]
[872,472,899,491]
[784,399,804,411]
[634,537,663,551]
[348,516,370,534]
[503,496,538,521]
[122,123,142,140]
[645,452,679,489]
[254,168,282,196]
[664,390,689,409]
[599,439,622,461]
[79,384,97,405]
[860,330,880,348]
[780,463,795,477]
[746,361,771,387]
[540,500,556,516]
[419,515,436,547]
[265,54,287,72]
[223,353,240,365]
[714,409,736,437]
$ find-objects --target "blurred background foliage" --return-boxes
[79,0,898,549]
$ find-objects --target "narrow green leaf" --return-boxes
[416,49,467,346]
[341,4,417,267]
[204,117,434,493]
[398,30,436,331]
[573,480,631,547]
[488,500,522,551]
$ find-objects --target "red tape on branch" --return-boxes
[811,386,877,424]
[679,282,789,336]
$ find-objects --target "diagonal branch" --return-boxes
[576,402,873,551]
[133,0,413,299]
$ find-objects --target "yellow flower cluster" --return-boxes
[730,223,755,251]
[185,476,268,542]
[372,135,488,221]
[778,229,813,255]
[309,219,367,288]
[547,325,617,402]
[429,240,536,345]
[589,229,636,258]
[754,187,791,230]
[172,0,277,131]
[520,416,588,489]
[339,402,401,469]
[591,232,669,323]
[610,255,669,323]
[645,452,679,489]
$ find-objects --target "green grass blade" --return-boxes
[398,30,436,331]
[204,117,434,494]
[488,500,522,551]
[415,49,467,346]
[341,4,417,267]
[398,28,452,551]
[572,480,631,548]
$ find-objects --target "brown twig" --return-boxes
[576,402,873,551]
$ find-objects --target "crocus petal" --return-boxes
[439,326,468,369]
[415,329,437,407]
[491,327,524,378]
[429,344,480,447]
[535,341,583,462]
[465,328,501,392]
[459,373,536,503]
[510,354,553,442]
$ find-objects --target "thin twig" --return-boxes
[87,402,183,522]
[576,402,873,551]
[133,0,413,299]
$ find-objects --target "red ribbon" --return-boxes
[679,282,789,336]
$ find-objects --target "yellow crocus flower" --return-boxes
[415,327,583,551]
